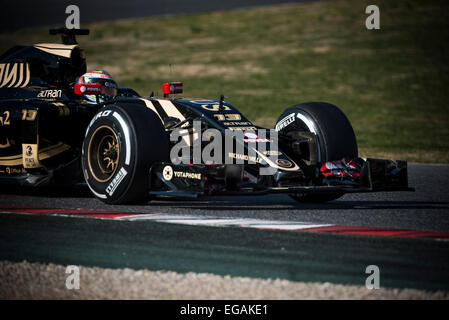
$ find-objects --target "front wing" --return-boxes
[147,158,414,198]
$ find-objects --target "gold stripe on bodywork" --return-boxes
[139,98,163,122]
[21,63,30,88]
[2,63,17,88]
[37,142,71,159]
[53,102,70,116]
[34,43,78,58]
[0,153,22,160]
[0,142,70,166]
[158,99,186,122]
[158,99,193,146]
[0,63,30,88]
[0,64,4,84]
[0,138,11,149]
[13,63,24,88]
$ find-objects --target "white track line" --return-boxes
[116,214,333,230]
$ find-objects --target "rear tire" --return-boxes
[82,103,169,204]
[276,102,358,203]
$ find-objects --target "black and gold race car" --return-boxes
[0,28,413,204]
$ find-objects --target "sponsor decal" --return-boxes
[23,157,38,168]
[21,109,38,121]
[25,146,33,157]
[223,121,252,126]
[263,150,282,156]
[93,110,111,120]
[173,171,202,180]
[228,152,263,164]
[228,126,257,131]
[162,165,201,181]
[2,167,26,175]
[37,89,62,99]
[214,114,242,121]
[162,165,173,181]
[87,110,112,132]
[275,112,295,131]
[0,110,10,126]
[22,144,40,169]
[276,158,294,168]
[104,81,116,88]
[0,63,30,88]
[106,167,128,196]
[201,104,231,112]
[81,85,101,93]
[243,132,270,143]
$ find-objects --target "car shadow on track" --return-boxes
[1,186,448,212]
[149,197,449,211]
[0,185,92,198]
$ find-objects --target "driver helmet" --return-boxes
[76,70,118,104]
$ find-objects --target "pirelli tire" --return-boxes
[82,103,169,204]
[276,102,358,203]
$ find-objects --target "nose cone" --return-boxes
[274,169,305,187]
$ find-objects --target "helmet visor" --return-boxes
[100,86,117,96]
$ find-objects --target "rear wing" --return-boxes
[49,28,90,45]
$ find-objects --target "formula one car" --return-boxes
[0,28,413,204]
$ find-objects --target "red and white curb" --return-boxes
[0,205,138,219]
[1,204,449,240]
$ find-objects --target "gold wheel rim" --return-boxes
[87,125,120,183]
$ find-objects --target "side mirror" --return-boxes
[162,82,183,97]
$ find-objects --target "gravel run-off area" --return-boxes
[1,260,448,300]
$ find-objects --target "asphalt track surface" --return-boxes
[1,163,448,232]
[0,163,449,292]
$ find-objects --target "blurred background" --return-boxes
[1,0,448,163]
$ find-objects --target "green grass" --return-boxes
[1,0,448,163]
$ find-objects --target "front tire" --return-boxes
[276,102,358,203]
[82,103,169,204]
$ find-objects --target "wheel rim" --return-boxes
[87,125,120,183]
[295,111,323,163]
